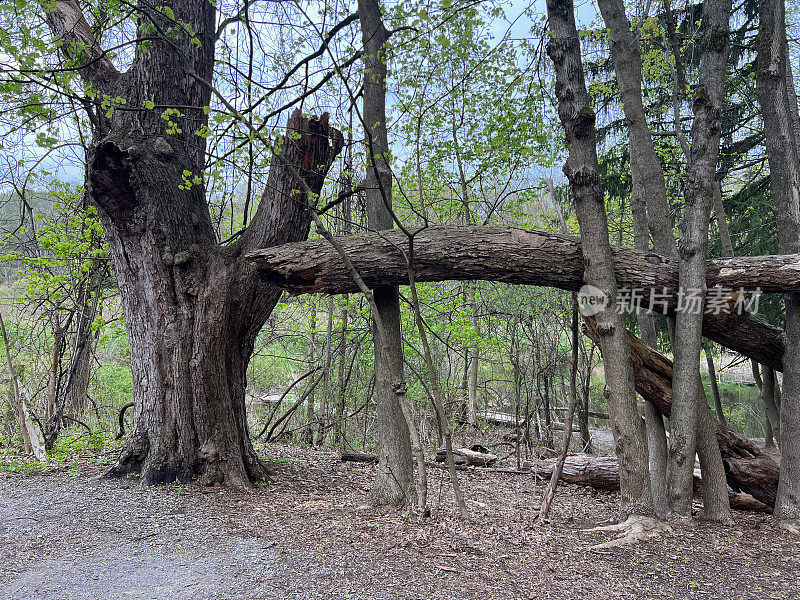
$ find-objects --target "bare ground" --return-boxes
[0,443,798,600]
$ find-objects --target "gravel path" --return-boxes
[0,474,284,599]
[1,444,799,600]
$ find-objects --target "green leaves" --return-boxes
[161,108,184,135]
[100,95,127,119]
[390,0,556,226]
[178,169,204,191]
[0,180,107,321]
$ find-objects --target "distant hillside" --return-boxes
[0,190,53,236]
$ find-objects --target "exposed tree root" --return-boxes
[586,515,672,550]
[778,520,800,536]
[104,431,268,491]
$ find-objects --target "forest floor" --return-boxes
[0,442,798,600]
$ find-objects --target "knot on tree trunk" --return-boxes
[90,140,137,220]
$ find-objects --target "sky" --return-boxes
[6,0,791,199]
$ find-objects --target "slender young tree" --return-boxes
[756,0,800,532]
[546,0,654,520]
[761,364,782,448]
[358,0,414,506]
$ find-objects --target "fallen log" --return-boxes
[583,318,780,508]
[247,225,786,370]
[532,455,771,513]
[340,451,378,464]
[250,225,782,503]
[435,447,498,467]
[341,447,499,467]
[533,455,620,490]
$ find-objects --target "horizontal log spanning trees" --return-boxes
[248,226,800,297]
[247,225,789,370]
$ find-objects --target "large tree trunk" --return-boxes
[757,0,800,528]
[101,112,340,487]
[46,1,343,487]
[359,0,414,507]
[248,225,790,371]
[546,0,653,519]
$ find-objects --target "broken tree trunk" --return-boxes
[583,318,780,508]
[247,226,787,371]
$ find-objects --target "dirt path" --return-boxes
[1,444,798,599]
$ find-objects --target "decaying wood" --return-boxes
[583,318,780,508]
[435,447,498,467]
[340,451,378,464]
[248,226,800,298]
[534,455,621,490]
[532,455,770,513]
[247,226,787,371]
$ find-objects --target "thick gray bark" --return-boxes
[101,110,339,487]
[597,0,672,517]
[359,0,414,506]
[666,0,732,518]
[546,0,653,518]
[756,0,800,527]
[47,0,342,487]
